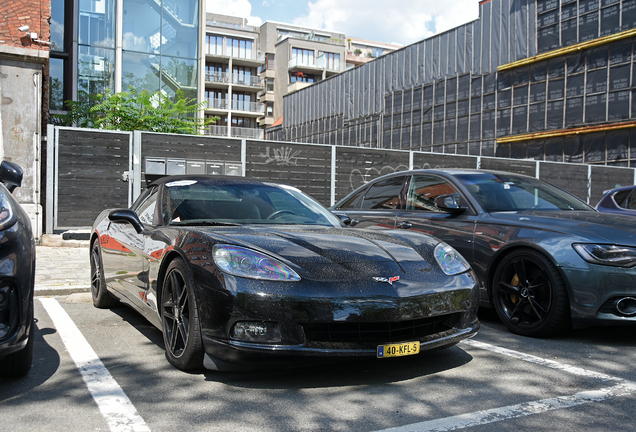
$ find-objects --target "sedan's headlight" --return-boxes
[213,245,301,281]
[434,242,471,275]
[573,244,636,268]
[0,188,16,230]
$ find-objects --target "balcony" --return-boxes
[204,125,264,139]
[288,56,318,71]
[288,81,313,93]
[231,74,264,88]
[206,20,257,32]
[205,72,230,84]
[206,98,229,110]
[230,100,264,114]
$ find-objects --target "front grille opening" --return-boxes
[302,314,460,344]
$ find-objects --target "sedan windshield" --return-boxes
[161,180,342,227]
[455,173,593,212]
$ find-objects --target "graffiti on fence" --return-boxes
[347,161,465,191]
[259,146,301,166]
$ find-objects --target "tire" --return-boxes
[90,240,118,308]
[0,302,34,378]
[161,258,204,370]
[492,248,570,337]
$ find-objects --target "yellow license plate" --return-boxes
[377,341,420,358]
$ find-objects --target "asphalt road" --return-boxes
[1,295,635,432]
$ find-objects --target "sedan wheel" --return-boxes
[161,259,203,370]
[492,249,570,337]
[90,240,118,308]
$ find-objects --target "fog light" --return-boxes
[231,321,281,343]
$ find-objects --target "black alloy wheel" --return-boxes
[90,240,118,308]
[492,248,570,337]
[161,258,204,370]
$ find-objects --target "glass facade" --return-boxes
[70,0,199,103]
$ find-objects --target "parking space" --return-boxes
[1,294,635,432]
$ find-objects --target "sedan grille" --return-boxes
[302,314,459,344]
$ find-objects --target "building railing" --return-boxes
[231,100,264,113]
[230,127,264,139]
[205,45,263,62]
[205,125,228,136]
[205,72,229,83]
[232,74,264,87]
[204,125,264,139]
[288,56,316,69]
[316,54,340,71]
[206,98,228,110]
[206,20,257,32]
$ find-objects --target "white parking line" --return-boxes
[375,339,636,432]
[39,298,150,432]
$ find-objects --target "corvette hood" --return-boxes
[199,225,436,266]
[488,210,636,244]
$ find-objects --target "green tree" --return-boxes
[54,87,217,135]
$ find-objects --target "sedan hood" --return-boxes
[489,210,636,244]
[199,225,436,266]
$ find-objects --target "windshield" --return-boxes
[455,173,593,212]
[161,179,342,227]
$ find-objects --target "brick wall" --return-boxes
[0,0,51,50]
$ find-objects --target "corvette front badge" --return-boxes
[373,276,400,285]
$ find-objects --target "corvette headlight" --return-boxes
[0,189,16,231]
[213,245,301,281]
[434,242,471,275]
[573,244,636,268]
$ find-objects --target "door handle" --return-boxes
[398,221,412,229]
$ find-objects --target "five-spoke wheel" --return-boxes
[90,240,118,308]
[492,248,570,337]
[161,259,203,370]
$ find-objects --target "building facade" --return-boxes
[271,0,636,168]
[0,0,50,239]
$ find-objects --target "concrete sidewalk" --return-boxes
[35,242,92,296]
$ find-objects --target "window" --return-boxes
[267,78,274,92]
[407,175,464,212]
[227,38,252,59]
[292,48,314,66]
[231,117,251,128]
[232,92,252,111]
[232,65,254,85]
[136,188,159,225]
[290,72,316,83]
[319,51,340,70]
[361,176,406,210]
[266,101,274,117]
[206,35,223,55]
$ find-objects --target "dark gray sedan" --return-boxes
[331,169,636,337]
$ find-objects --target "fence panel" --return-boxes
[335,147,410,202]
[55,128,131,229]
[539,162,590,202]
[246,140,332,205]
[412,153,479,169]
[590,166,635,206]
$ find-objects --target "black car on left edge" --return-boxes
[0,161,35,378]
[90,175,479,371]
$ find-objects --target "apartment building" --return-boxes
[201,13,264,139]
[345,37,402,70]
[258,21,347,128]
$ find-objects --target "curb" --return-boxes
[35,285,91,297]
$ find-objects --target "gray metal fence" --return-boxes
[46,126,636,231]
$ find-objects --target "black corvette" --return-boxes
[91,176,479,371]
[331,169,636,337]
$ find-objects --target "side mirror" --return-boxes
[434,194,467,215]
[108,209,145,234]
[0,161,23,193]
[336,214,352,225]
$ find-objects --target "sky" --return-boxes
[205,0,480,47]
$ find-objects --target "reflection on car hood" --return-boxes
[198,225,436,265]
[489,210,636,244]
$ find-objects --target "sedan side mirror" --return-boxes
[434,194,467,215]
[108,209,145,234]
[0,161,23,193]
